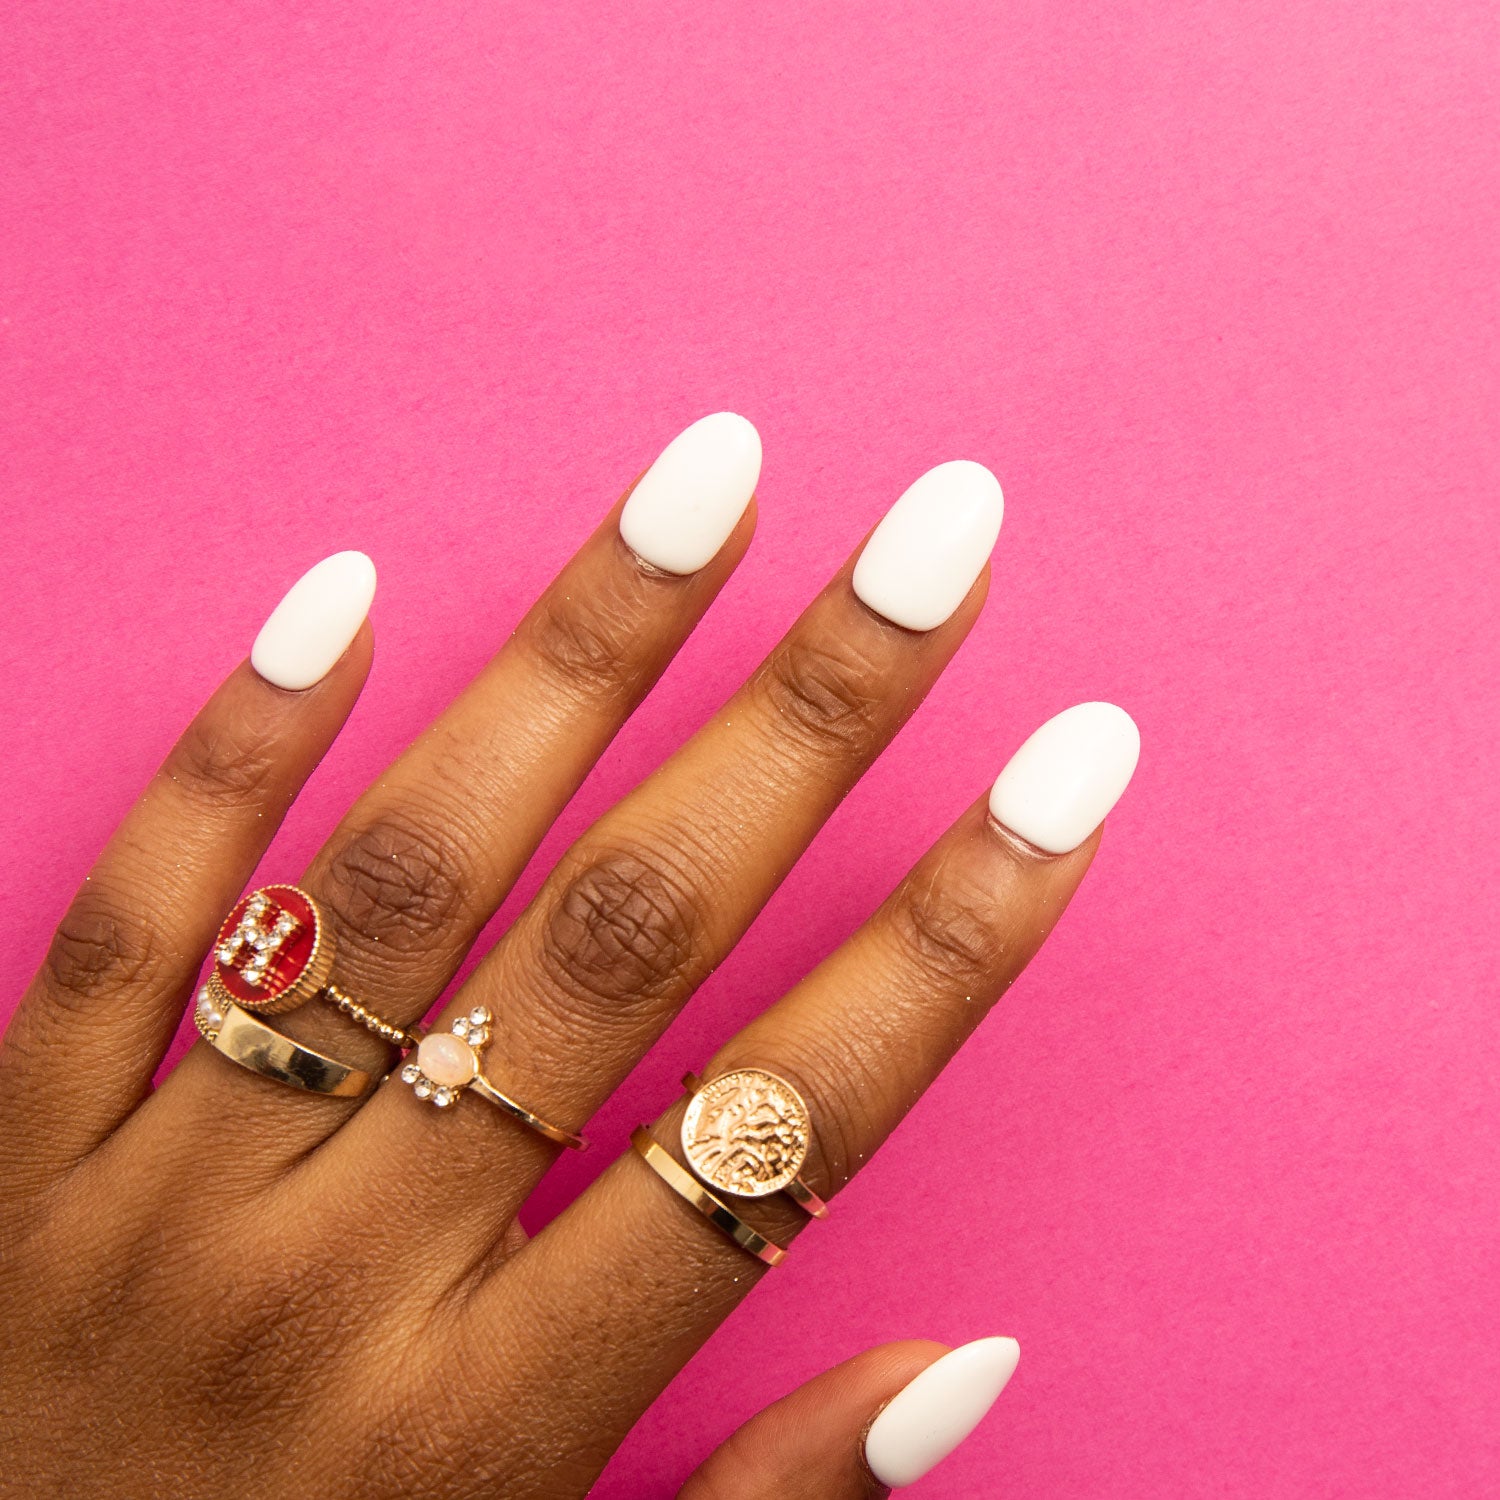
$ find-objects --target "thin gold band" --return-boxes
[630,1127,787,1267]
[472,1074,588,1151]
[681,1071,829,1218]
[321,983,424,1051]
[194,996,376,1097]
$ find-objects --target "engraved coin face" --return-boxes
[681,1069,811,1198]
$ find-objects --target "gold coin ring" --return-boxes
[680,1068,829,1218]
[631,1128,787,1267]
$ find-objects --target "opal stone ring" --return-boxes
[399,1007,587,1151]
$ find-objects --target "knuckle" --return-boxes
[44,884,169,1008]
[539,842,703,1015]
[321,811,468,954]
[167,711,282,809]
[756,634,887,756]
[522,574,655,704]
[769,1029,889,1193]
[194,1254,348,1418]
[24,1199,204,1377]
[890,855,1009,992]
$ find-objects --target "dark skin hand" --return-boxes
[0,423,1135,1497]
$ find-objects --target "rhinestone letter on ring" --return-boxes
[197,884,421,1052]
[209,885,330,1013]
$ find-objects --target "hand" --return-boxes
[0,414,1137,1498]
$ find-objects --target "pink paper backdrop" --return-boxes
[3,2,1497,1494]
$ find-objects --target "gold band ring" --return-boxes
[207,884,421,1050]
[680,1070,829,1219]
[630,1128,787,1267]
[192,989,375,1098]
[399,1008,588,1151]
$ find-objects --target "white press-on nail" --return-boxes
[851,460,1003,631]
[618,412,762,574]
[864,1337,1020,1488]
[988,701,1140,853]
[250,551,376,690]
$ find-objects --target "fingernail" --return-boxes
[618,412,762,574]
[851,460,1003,631]
[988,701,1141,853]
[250,551,377,690]
[864,1336,1021,1488]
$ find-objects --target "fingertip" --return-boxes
[619,413,762,576]
[988,700,1141,855]
[851,459,1004,632]
[250,550,377,692]
[863,1335,1021,1489]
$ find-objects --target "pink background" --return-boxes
[3,2,1497,1494]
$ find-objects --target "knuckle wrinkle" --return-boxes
[758,636,886,755]
[540,844,701,1012]
[321,814,466,954]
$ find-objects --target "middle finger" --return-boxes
[317,459,1004,1264]
[471,702,1139,1495]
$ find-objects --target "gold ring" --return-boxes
[630,1128,787,1267]
[399,1008,587,1151]
[207,884,421,1050]
[192,989,375,1097]
[680,1068,829,1219]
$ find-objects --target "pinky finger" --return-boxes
[681,1337,1020,1498]
[0,551,376,1186]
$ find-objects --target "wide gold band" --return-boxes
[681,1070,829,1218]
[630,1127,787,1267]
[471,1074,588,1151]
[194,992,375,1098]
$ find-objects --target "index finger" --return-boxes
[0,552,377,1183]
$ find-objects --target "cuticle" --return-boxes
[983,812,1062,860]
[858,1397,897,1494]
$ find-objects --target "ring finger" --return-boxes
[462,701,1140,1494]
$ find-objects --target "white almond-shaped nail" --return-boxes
[864,1336,1020,1488]
[852,460,1003,631]
[618,412,762,574]
[250,551,376,690]
[988,701,1141,854]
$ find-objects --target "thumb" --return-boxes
[680,1336,1021,1498]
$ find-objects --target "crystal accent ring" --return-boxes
[200,884,422,1052]
[399,1008,588,1151]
